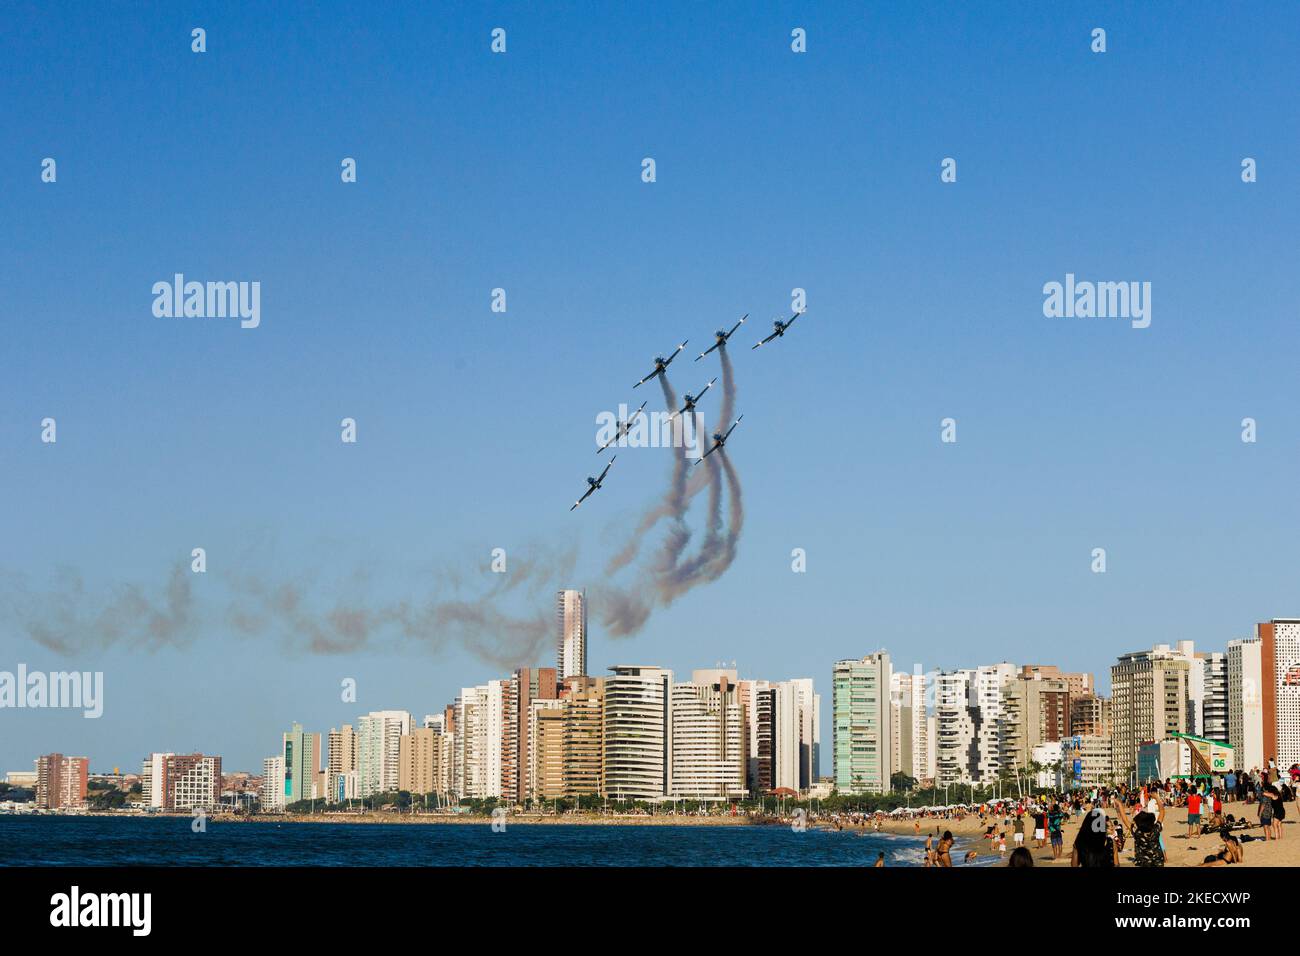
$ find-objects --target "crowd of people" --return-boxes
[834,763,1298,867]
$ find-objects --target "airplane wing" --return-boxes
[695,341,719,361]
[695,441,719,465]
[752,330,779,350]
[632,369,656,389]
[571,485,595,510]
[695,377,717,400]
[596,458,615,483]
[662,341,687,368]
[723,415,743,440]
[727,315,748,338]
[784,311,802,329]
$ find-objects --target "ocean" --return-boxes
[0,815,933,867]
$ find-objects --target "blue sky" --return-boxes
[2,1,1298,774]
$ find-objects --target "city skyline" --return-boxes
[4,3,1299,786]
[10,611,1294,784]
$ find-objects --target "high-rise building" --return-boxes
[832,653,892,793]
[972,663,1017,784]
[602,665,672,799]
[1200,653,1229,743]
[1258,619,1300,768]
[1001,671,1071,773]
[281,722,322,805]
[326,725,358,802]
[737,679,775,795]
[670,672,745,799]
[561,676,604,797]
[889,668,930,784]
[935,670,977,786]
[141,752,175,808]
[1110,646,1192,782]
[455,683,508,800]
[162,754,221,811]
[357,710,412,798]
[557,589,587,680]
[527,699,567,801]
[1070,694,1111,738]
[1227,637,1264,770]
[35,753,88,809]
[398,727,448,796]
[262,756,285,810]
[509,667,558,804]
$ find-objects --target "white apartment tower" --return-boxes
[357,710,412,798]
[670,673,746,799]
[557,589,587,680]
[1227,638,1263,769]
[602,665,672,799]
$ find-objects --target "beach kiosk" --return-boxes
[1137,733,1233,782]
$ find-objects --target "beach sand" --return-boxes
[872,802,1296,867]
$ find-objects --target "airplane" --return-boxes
[597,401,647,454]
[751,312,804,350]
[667,378,717,421]
[694,416,743,464]
[571,456,617,511]
[695,315,747,361]
[633,341,688,388]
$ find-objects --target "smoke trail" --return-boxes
[0,563,195,654]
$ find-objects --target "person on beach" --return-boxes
[1013,812,1025,848]
[1200,828,1243,866]
[1007,846,1033,867]
[924,834,934,867]
[1033,807,1047,848]
[874,852,885,867]
[1186,786,1203,838]
[1259,786,1276,839]
[1071,808,1117,867]
[1047,803,1065,860]
[935,831,954,867]
[1115,795,1165,867]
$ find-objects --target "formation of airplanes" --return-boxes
[569,308,806,510]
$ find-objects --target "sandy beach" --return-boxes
[870,803,1296,867]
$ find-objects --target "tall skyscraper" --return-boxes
[281,722,322,804]
[737,679,775,794]
[1110,646,1192,781]
[602,665,672,799]
[1227,638,1263,769]
[357,710,412,798]
[326,725,358,802]
[35,753,88,809]
[971,663,1017,784]
[141,752,175,808]
[832,653,892,793]
[527,698,567,801]
[1200,653,1229,743]
[1001,670,1071,773]
[1258,619,1300,768]
[509,667,558,804]
[889,668,930,784]
[557,589,587,680]
[262,756,285,810]
[561,675,604,797]
[398,727,447,796]
[670,671,745,799]
[935,669,977,785]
